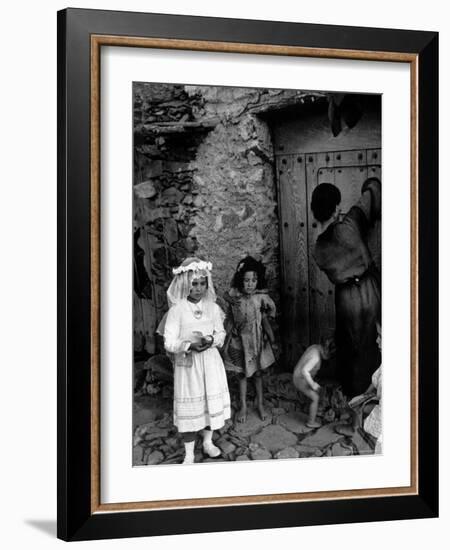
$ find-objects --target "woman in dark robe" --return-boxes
[311,177,381,398]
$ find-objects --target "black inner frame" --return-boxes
[57,8,438,541]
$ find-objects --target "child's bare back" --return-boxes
[293,341,335,429]
[293,345,322,392]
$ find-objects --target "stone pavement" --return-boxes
[133,360,377,466]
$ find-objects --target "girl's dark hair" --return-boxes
[311,183,342,223]
[231,256,267,291]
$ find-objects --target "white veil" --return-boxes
[156,257,218,336]
[166,257,217,307]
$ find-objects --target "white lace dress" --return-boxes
[163,299,231,433]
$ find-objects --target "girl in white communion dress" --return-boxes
[161,257,231,464]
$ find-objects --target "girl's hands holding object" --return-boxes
[189,335,213,352]
[189,341,208,352]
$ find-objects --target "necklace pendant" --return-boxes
[188,298,203,319]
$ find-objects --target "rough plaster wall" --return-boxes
[189,115,280,307]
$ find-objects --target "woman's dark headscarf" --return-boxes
[311,183,342,223]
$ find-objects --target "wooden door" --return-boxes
[277,148,381,366]
[275,153,310,365]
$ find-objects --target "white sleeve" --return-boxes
[211,304,226,348]
[163,306,191,354]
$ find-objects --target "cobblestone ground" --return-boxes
[133,357,377,466]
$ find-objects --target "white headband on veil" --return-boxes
[166,257,217,308]
[172,260,212,276]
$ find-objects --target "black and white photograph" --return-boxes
[132,83,382,466]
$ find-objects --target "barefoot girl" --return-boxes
[223,256,277,423]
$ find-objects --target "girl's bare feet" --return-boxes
[236,405,247,423]
[257,403,267,421]
[237,377,247,423]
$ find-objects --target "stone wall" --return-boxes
[133,83,322,354]
[133,82,208,353]
[187,115,279,302]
